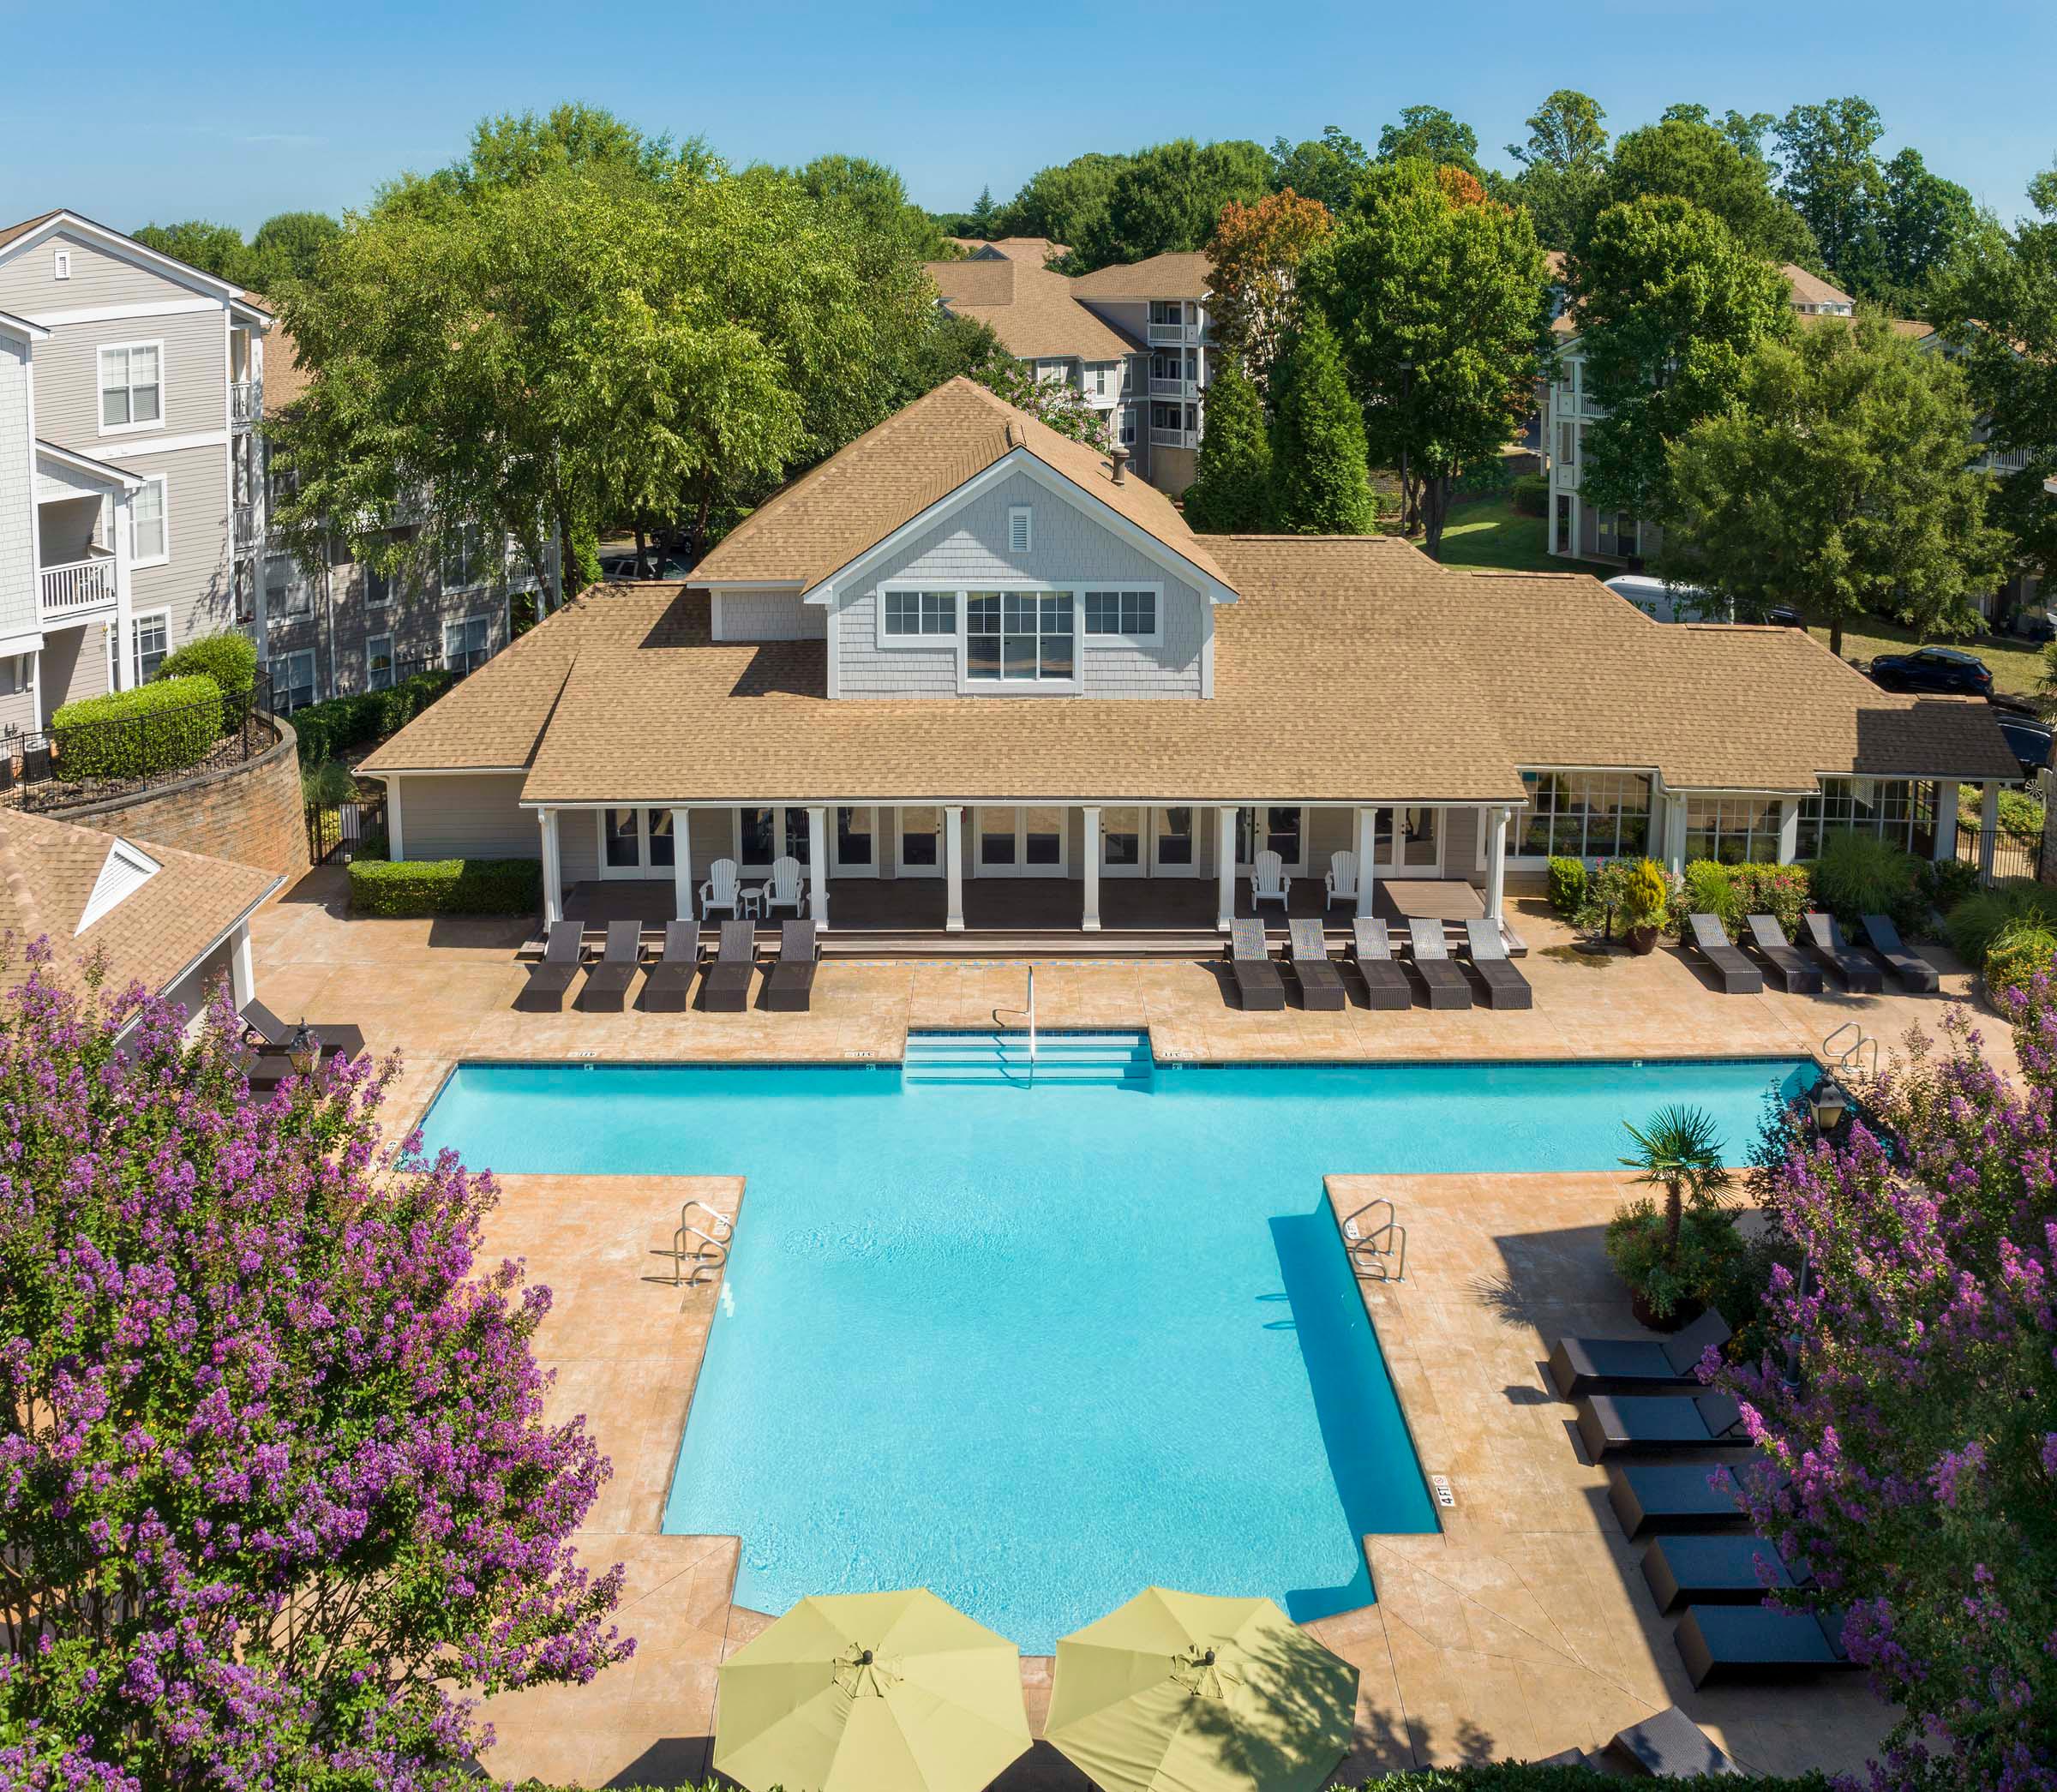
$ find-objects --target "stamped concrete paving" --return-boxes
[243,870,1998,1786]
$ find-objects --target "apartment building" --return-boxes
[923,243,1216,495]
[0,210,270,734]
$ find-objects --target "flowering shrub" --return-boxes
[1713,994,2057,1789]
[0,946,630,1789]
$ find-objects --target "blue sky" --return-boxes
[3,0,2052,234]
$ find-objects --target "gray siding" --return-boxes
[28,307,225,442]
[0,337,32,645]
[0,230,203,316]
[559,813,598,885]
[714,590,822,641]
[1445,807,1482,884]
[0,657,37,736]
[129,445,233,643]
[399,773,535,860]
[41,620,109,716]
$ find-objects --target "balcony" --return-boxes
[1980,445,2031,474]
[231,380,262,426]
[39,556,117,620]
[1146,321,1197,346]
[1150,427,1199,451]
[1150,376,1199,399]
[232,504,262,554]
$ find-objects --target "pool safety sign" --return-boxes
[1429,1474,1456,1509]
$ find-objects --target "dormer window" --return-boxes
[52,249,70,281]
[1007,506,1032,554]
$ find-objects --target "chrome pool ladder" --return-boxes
[651,1198,732,1289]
[1341,1198,1407,1283]
[1822,1020,1879,1080]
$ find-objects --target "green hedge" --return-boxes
[51,676,222,781]
[348,856,540,917]
[1510,470,1549,517]
[157,630,256,701]
[1545,855,1586,918]
[291,669,456,768]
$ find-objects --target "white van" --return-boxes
[1604,574,1733,624]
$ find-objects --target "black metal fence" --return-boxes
[306,794,388,866]
[1960,815,2044,884]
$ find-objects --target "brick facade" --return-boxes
[53,719,309,884]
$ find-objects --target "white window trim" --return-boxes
[879,589,959,640]
[1007,504,1032,554]
[443,612,491,669]
[52,249,70,281]
[1080,584,1165,646]
[131,609,171,686]
[130,474,170,569]
[366,632,394,692]
[266,552,312,619]
[441,527,491,594]
[275,649,316,710]
[98,339,166,438]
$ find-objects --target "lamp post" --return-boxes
[1784,1076,1849,1387]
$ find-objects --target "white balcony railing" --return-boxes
[1146,321,1197,346]
[1150,376,1199,399]
[40,558,117,616]
[1980,446,2031,474]
[1150,427,1199,451]
[231,380,262,425]
[232,504,262,554]
[1552,463,1580,490]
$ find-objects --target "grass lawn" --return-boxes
[1806,613,2049,702]
[1432,493,1615,577]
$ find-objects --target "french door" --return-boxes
[597,807,677,880]
[974,806,1069,878]
[1099,806,1146,878]
[1371,806,1443,878]
[895,806,944,878]
[737,806,809,872]
[1233,806,1307,877]
[831,806,879,878]
[1150,806,1203,877]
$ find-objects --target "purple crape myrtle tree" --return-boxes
[1715,995,2057,1792]
[0,947,631,1790]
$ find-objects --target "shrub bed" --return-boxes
[291,669,456,768]
[1544,855,1586,919]
[1510,470,1549,517]
[1669,860,1811,939]
[52,676,223,780]
[157,630,256,700]
[349,856,540,917]
[1803,830,1925,935]
[1985,918,2057,1000]
[1944,880,2057,964]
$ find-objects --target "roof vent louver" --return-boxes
[77,838,161,934]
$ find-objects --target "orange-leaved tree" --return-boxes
[1205,189,1334,393]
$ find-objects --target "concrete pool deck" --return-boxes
[241,868,1992,1785]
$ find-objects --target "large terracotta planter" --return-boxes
[1631,1291,1702,1333]
[1626,924,1660,955]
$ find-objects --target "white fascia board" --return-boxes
[0,309,49,344]
[97,429,228,460]
[36,438,146,490]
[0,213,242,302]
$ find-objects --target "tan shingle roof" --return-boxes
[0,210,61,253]
[0,808,280,1003]
[258,316,313,411]
[949,237,1070,264]
[923,256,1140,360]
[688,377,1226,593]
[1070,252,1213,302]
[1782,263,1854,309]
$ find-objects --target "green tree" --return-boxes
[1181,353,1272,532]
[1306,160,1550,556]
[1620,1106,1730,1259]
[969,184,999,236]
[1506,89,1610,249]
[1267,126,1370,213]
[1772,95,1885,275]
[245,210,341,290]
[456,100,707,191]
[793,153,951,259]
[1080,139,1271,270]
[130,219,249,284]
[1598,114,1816,263]
[1566,195,1795,529]
[1850,146,1980,310]
[1375,105,1482,176]
[1663,314,2006,654]
[996,151,1134,255]
[1204,189,1334,391]
[1266,315,1375,533]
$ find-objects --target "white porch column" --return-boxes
[230,927,255,1010]
[110,490,135,691]
[537,807,561,926]
[1662,794,1688,874]
[1081,806,1102,932]
[807,805,830,926]
[1215,806,1238,932]
[1933,780,1960,864]
[1353,806,1376,920]
[669,806,693,923]
[944,806,965,932]
[1979,782,2000,880]
[1778,799,1801,865]
[1484,806,1509,924]
[387,775,405,861]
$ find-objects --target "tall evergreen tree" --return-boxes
[1181,353,1272,533]
[1266,316,1375,534]
[969,184,999,236]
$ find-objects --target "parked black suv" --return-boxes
[1867,646,1995,698]
[1997,714,2055,782]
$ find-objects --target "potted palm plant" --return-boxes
[1607,1105,1734,1330]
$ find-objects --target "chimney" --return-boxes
[1111,444,1130,487]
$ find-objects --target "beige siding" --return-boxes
[397,773,535,860]
[559,812,598,885]
[0,229,215,316]
[0,336,33,644]
[40,619,108,716]
[126,445,235,647]
[1446,806,1483,884]
[0,658,37,735]
[29,308,225,442]
[713,590,822,641]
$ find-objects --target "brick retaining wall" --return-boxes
[51,718,309,884]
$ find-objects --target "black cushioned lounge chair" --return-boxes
[642,920,702,1013]
[1464,918,1532,1009]
[1607,1706,1743,1777]
[1642,1534,1809,1613]
[579,919,644,1011]
[1227,918,1285,1011]
[1687,914,1764,995]
[1676,1605,1858,1689]
[702,920,758,1012]
[1406,918,1472,1010]
[1547,1308,1731,1399]
[1348,918,1412,1010]
[1804,911,1883,992]
[1574,1391,1745,1460]
[1744,914,1823,994]
[764,920,819,1012]
[1287,919,1346,1010]
[516,922,585,1012]
[1606,1459,1762,1539]
[1862,913,1939,992]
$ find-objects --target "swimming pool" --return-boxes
[421,1050,1812,1651]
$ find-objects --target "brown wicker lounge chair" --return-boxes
[1642,1533,1810,1613]
[764,920,819,1012]
[1574,1390,1745,1460]
[1744,915,1823,993]
[1406,918,1472,1010]
[515,921,585,1012]
[579,920,644,1011]
[1861,914,1938,992]
[1348,918,1412,1010]
[1687,914,1764,995]
[702,919,759,1011]
[1286,919,1346,1010]
[1547,1307,1731,1399]
[641,920,703,1013]
[1464,918,1532,1009]
[1803,911,1883,992]
[1226,918,1285,1010]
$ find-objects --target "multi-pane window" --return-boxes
[443,614,489,673]
[274,650,315,712]
[265,553,310,618]
[366,635,393,692]
[1796,779,1930,859]
[1082,590,1156,636]
[883,590,957,637]
[1085,362,1115,399]
[1683,795,1784,865]
[131,477,167,562]
[1519,772,1653,860]
[99,344,161,429]
[1597,512,1640,558]
[966,590,1074,682]
[132,614,169,684]
[441,524,488,590]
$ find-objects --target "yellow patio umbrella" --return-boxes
[1046,1589,1358,1792]
[714,1589,1032,1792]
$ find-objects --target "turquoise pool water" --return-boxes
[421,1052,1812,1651]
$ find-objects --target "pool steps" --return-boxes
[902,1029,1154,1088]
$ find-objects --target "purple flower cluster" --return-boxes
[0,948,631,1789]
[1715,992,2057,1792]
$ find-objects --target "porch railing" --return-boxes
[1958,813,2043,884]
[39,557,117,617]
[231,380,262,425]
[232,504,262,554]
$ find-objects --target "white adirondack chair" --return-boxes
[1250,849,1290,910]
[699,858,741,920]
[759,854,807,917]
[1325,849,1359,908]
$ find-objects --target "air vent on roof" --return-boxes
[78,838,161,934]
[1007,505,1032,554]
[53,249,70,281]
